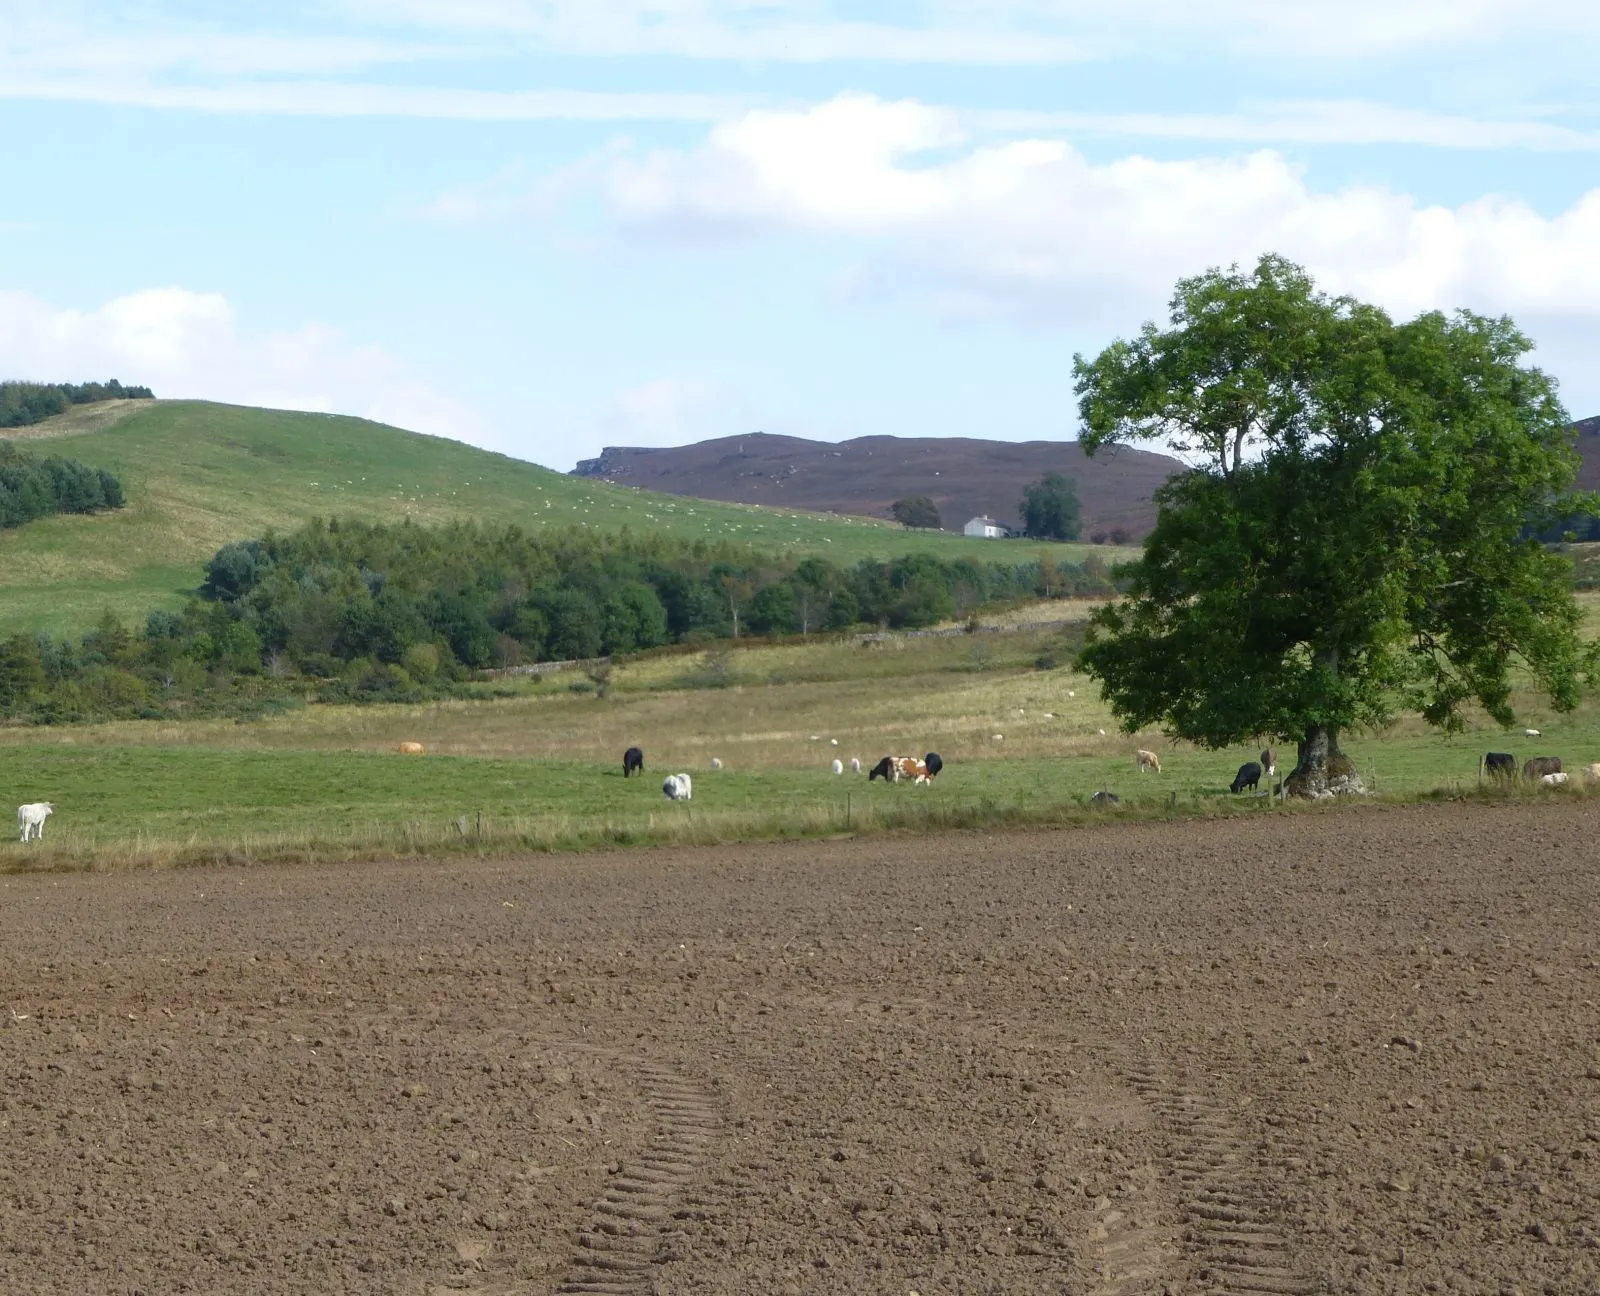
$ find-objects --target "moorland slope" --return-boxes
[575,431,1186,538]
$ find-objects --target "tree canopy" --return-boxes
[890,495,942,529]
[1020,473,1082,541]
[0,379,153,429]
[0,439,126,529]
[1074,254,1594,796]
[0,518,1117,725]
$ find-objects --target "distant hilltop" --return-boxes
[573,432,1186,542]
[1570,414,1600,493]
[578,417,1600,542]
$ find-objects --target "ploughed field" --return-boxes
[1,803,1597,1295]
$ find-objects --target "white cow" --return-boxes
[662,773,693,801]
[17,802,54,842]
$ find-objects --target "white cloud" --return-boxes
[357,0,1600,62]
[979,101,1600,152]
[347,0,1085,63]
[600,376,734,446]
[0,288,494,449]
[0,76,732,120]
[598,94,1600,328]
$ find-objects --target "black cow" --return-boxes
[1230,761,1263,794]
[923,752,943,779]
[867,756,895,782]
[1483,752,1515,780]
[1523,756,1562,781]
[622,746,644,778]
[1090,791,1120,806]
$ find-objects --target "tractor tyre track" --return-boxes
[556,1057,723,1295]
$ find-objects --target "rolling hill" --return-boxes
[573,432,1187,539]
[0,401,1122,637]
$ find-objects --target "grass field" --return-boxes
[0,400,1130,636]
[4,606,1596,871]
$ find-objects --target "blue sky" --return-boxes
[2,1,1598,468]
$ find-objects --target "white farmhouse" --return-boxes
[963,515,1005,539]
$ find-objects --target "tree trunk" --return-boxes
[1284,724,1366,799]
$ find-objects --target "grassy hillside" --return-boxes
[0,401,1131,636]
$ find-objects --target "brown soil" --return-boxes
[2,802,1597,1295]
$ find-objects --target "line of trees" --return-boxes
[0,518,1118,724]
[0,379,154,429]
[0,440,126,529]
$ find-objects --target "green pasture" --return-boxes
[0,401,1126,636]
[3,606,1596,869]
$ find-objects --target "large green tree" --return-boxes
[1074,254,1594,796]
[890,495,942,529]
[1020,472,1082,540]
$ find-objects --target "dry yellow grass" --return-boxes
[2,398,149,441]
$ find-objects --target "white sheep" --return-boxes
[849,757,861,774]
[831,758,844,774]
[709,757,723,770]
[1541,771,1569,787]
[662,773,693,801]
[17,802,54,842]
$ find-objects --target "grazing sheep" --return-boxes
[709,757,723,770]
[662,772,693,801]
[992,734,1003,742]
[1525,728,1542,738]
[1231,761,1262,794]
[1260,746,1276,777]
[1135,749,1162,774]
[831,758,844,774]
[1541,771,1570,787]
[1582,762,1600,784]
[1523,756,1562,781]
[849,757,861,774]
[1090,791,1120,806]
[623,746,645,777]
[1097,728,1106,736]
[830,738,839,746]
[17,802,54,842]
[397,741,425,754]
[923,753,943,779]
